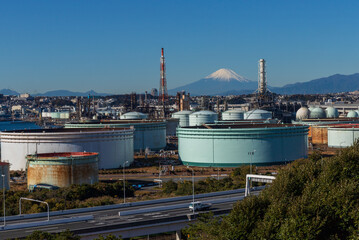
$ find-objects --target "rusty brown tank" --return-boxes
[27,152,98,188]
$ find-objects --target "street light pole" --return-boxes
[1,174,5,227]
[187,165,195,215]
[123,161,128,204]
[248,150,256,175]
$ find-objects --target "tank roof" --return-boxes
[191,110,217,115]
[246,109,271,113]
[2,128,132,133]
[27,152,98,159]
[181,123,300,129]
[329,125,359,129]
[172,110,192,115]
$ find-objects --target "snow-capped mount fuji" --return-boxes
[169,68,257,96]
[205,68,250,82]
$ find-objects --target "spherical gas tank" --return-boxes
[325,107,339,118]
[309,108,326,119]
[296,107,310,120]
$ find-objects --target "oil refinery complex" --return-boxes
[1,50,359,193]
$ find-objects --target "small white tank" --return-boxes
[189,111,218,126]
[222,109,244,120]
[172,111,192,127]
[245,109,272,120]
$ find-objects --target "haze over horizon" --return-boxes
[1,1,358,94]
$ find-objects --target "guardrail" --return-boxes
[0,215,94,231]
[1,187,265,222]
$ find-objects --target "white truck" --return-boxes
[188,201,212,211]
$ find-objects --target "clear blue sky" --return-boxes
[1,1,358,94]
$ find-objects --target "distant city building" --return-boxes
[151,88,158,97]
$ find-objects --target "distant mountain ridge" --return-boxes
[34,90,109,97]
[271,73,359,94]
[0,89,19,95]
[0,89,109,97]
[170,70,359,95]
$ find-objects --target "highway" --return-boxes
[0,189,261,239]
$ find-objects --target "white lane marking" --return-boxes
[25,227,58,232]
[127,218,143,221]
[144,212,162,216]
[152,214,169,218]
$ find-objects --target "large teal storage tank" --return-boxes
[178,124,308,167]
[172,110,192,127]
[222,109,244,120]
[244,109,272,120]
[189,111,218,126]
[65,120,166,151]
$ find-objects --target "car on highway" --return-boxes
[188,201,212,211]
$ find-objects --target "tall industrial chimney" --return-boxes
[159,48,168,104]
[258,59,267,95]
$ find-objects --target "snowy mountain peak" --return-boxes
[205,68,250,82]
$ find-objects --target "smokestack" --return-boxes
[258,59,267,95]
[159,48,168,105]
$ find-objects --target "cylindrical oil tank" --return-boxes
[0,162,10,190]
[189,111,218,126]
[347,111,358,118]
[1,128,134,170]
[296,107,310,120]
[177,124,308,167]
[328,125,359,148]
[245,109,272,120]
[27,152,98,188]
[312,123,359,145]
[120,112,148,120]
[325,107,339,118]
[65,120,166,152]
[172,111,192,127]
[309,108,326,119]
[311,125,329,144]
[222,109,244,121]
[166,118,179,136]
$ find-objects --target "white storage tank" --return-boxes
[0,162,10,190]
[189,111,218,126]
[120,112,148,120]
[65,120,166,152]
[245,109,272,120]
[1,128,134,170]
[172,111,192,127]
[222,109,244,121]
